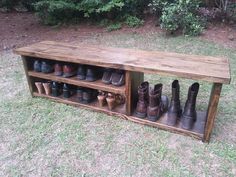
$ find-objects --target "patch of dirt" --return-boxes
[201,23,236,49]
[1,12,235,51]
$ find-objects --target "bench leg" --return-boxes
[203,83,222,142]
[22,56,34,97]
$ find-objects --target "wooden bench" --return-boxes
[14,41,231,142]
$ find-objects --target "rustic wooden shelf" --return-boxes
[33,92,205,140]
[33,92,127,116]
[15,41,231,142]
[28,71,126,95]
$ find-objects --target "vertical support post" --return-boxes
[125,71,144,116]
[125,71,132,116]
[203,83,222,142]
[22,56,34,97]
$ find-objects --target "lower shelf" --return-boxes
[33,92,127,117]
[33,92,206,140]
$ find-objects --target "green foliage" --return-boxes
[125,15,144,27]
[33,0,148,26]
[0,0,39,10]
[0,0,19,9]
[35,0,78,25]
[106,22,122,31]
[151,0,204,36]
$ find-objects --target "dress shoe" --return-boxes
[85,67,97,82]
[111,70,125,86]
[34,60,41,72]
[63,64,76,78]
[41,61,53,73]
[77,65,86,80]
[181,83,199,130]
[35,82,43,94]
[102,68,113,84]
[167,80,182,126]
[54,63,63,76]
[147,84,168,122]
[77,87,84,102]
[42,82,51,95]
[82,89,96,104]
[52,81,60,97]
[63,84,71,98]
[135,82,149,118]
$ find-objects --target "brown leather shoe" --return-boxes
[167,80,182,126]
[63,64,76,78]
[135,81,149,118]
[181,83,199,130]
[35,82,43,94]
[147,84,168,122]
[54,63,63,76]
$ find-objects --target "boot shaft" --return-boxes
[149,84,162,107]
[171,80,180,101]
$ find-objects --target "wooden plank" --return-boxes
[33,92,127,117]
[125,71,132,116]
[14,41,231,84]
[33,92,205,140]
[203,83,222,142]
[28,71,126,95]
[22,56,34,96]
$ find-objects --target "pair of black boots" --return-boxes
[34,60,53,73]
[77,87,97,104]
[51,82,74,98]
[167,80,199,130]
[102,69,125,86]
[77,65,101,82]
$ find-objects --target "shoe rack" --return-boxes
[15,41,231,142]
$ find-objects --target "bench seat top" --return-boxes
[14,41,231,84]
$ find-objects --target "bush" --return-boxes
[106,22,122,31]
[150,0,204,36]
[125,15,144,27]
[0,0,39,11]
[34,0,149,25]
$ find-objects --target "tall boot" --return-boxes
[181,82,199,130]
[135,82,149,118]
[147,84,168,122]
[167,80,182,126]
[147,84,161,121]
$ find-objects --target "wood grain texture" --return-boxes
[14,41,231,84]
[203,83,222,142]
[28,71,126,94]
[22,56,34,96]
[33,92,206,140]
[33,92,127,117]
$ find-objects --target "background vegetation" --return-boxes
[0,0,235,35]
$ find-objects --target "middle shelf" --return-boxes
[28,71,126,95]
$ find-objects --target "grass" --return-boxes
[0,33,236,177]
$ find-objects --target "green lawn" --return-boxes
[0,33,235,177]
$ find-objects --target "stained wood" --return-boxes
[33,92,205,140]
[28,71,126,94]
[203,83,222,142]
[129,111,206,140]
[33,92,127,117]
[14,41,231,84]
[125,71,132,116]
[22,56,34,96]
